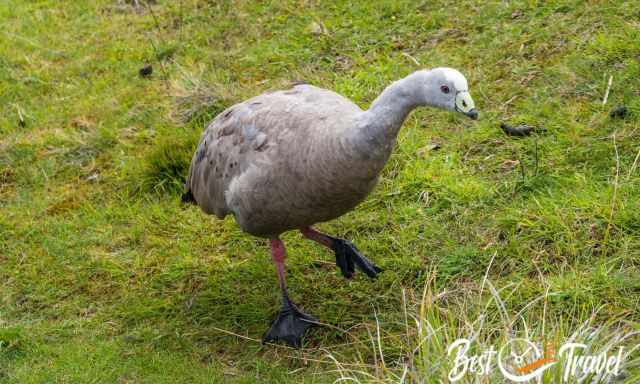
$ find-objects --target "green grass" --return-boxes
[1,0,639,382]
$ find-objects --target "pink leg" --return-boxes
[300,227,333,248]
[264,237,317,347]
[270,238,289,299]
[300,226,382,279]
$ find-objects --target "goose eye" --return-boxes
[462,100,467,107]
[440,85,450,94]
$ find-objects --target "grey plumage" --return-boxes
[185,68,477,237]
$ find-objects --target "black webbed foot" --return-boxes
[262,297,318,348]
[330,237,383,279]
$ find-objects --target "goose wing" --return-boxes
[185,96,275,218]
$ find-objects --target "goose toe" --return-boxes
[331,238,383,279]
[262,299,318,348]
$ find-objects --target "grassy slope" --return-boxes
[1,0,639,382]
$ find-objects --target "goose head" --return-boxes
[419,67,478,120]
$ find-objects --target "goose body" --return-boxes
[186,84,381,236]
[183,68,478,347]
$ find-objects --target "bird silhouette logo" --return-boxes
[498,338,558,382]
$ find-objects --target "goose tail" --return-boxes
[181,184,196,205]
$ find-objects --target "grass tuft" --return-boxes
[139,130,198,194]
[326,272,640,383]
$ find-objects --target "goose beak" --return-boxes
[466,109,479,120]
[455,91,478,120]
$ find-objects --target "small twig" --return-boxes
[12,104,26,127]
[602,74,613,106]
[144,0,161,29]
[373,307,385,369]
[517,150,526,183]
[288,355,377,369]
[627,147,640,181]
[401,52,420,66]
[480,251,497,296]
[534,137,539,176]
[402,288,410,353]
[603,131,620,252]
[178,0,184,41]
[208,325,288,347]
[142,1,171,83]
[502,95,518,108]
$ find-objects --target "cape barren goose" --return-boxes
[182,68,478,347]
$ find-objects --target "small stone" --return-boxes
[416,142,442,157]
[308,21,328,36]
[501,122,534,137]
[200,353,214,364]
[139,64,153,77]
[500,159,520,170]
[610,106,628,119]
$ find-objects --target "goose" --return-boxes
[182,68,478,347]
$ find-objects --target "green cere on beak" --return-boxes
[455,91,478,120]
